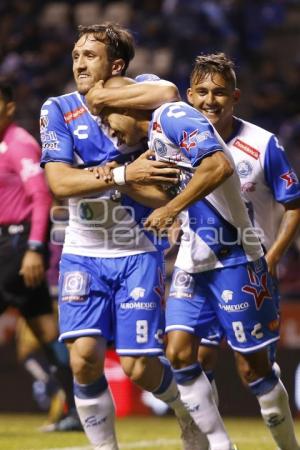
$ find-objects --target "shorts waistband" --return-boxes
[0,222,29,236]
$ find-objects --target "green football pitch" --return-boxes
[0,414,299,450]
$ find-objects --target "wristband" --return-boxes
[112,166,126,185]
[27,241,45,253]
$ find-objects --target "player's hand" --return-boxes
[265,252,279,278]
[89,161,119,182]
[86,80,104,115]
[19,250,45,288]
[144,205,177,233]
[126,150,180,185]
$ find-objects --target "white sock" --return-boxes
[153,377,190,420]
[211,379,219,406]
[75,387,118,450]
[178,372,233,450]
[258,379,300,450]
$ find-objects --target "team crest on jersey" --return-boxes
[153,138,167,157]
[233,139,260,159]
[237,160,253,178]
[242,267,272,310]
[280,170,299,189]
[180,129,198,152]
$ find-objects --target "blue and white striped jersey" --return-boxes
[227,118,300,251]
[149,102,264,272]
[40,91,166,257]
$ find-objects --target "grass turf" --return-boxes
[0,414,299,450]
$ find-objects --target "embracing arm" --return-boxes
[120,184,173,208]
[45,162,116,198]
[45,152,179,199]
[86,80,180,115]
[266,201,300,276]
[144,151,234,230]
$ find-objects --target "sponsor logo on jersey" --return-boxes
[120,301,157,310]
[233,139,260,159]
[218,302,249,312]
[130,287,145,300]
[152,122,162,133]
[40,115,49,129]
[64,106,86,123]
[42,142,59,150]
[180,129,198,152]
[41,130,59,147]
[280,170,299,189]
[237,160,253,178]
[241,182,256,192]
[153,138,167,156]
[242,268,272,310]
[221,290,233,303]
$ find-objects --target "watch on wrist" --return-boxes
[27,241,45,253]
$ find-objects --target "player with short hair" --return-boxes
[185,52,300,450]
[41,23,227,450]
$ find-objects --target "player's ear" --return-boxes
[233,88,241,105]
[186,87,194,105]
[6,101,16,118]
[112,59,126,76]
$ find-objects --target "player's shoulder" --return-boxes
[156,101,202,121]
[41,91,81,112]
[230,117,276,158]
[237,117,274,143]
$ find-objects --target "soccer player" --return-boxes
[186,53,300,450]
[41,23,231,450]
[0,80,76,427]
[100,70,281,448]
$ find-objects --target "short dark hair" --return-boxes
[77,23,135,75]
[0,79,14,103]
[190,53,237,90]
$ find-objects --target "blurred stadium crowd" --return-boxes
[1,0,300,296]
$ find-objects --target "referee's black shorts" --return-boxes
[0,225,53,319]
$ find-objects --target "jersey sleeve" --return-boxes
[264,135,300,204]
[160,103,223,167]
[40,98,74,167]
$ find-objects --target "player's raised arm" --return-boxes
[86,77,180,115]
